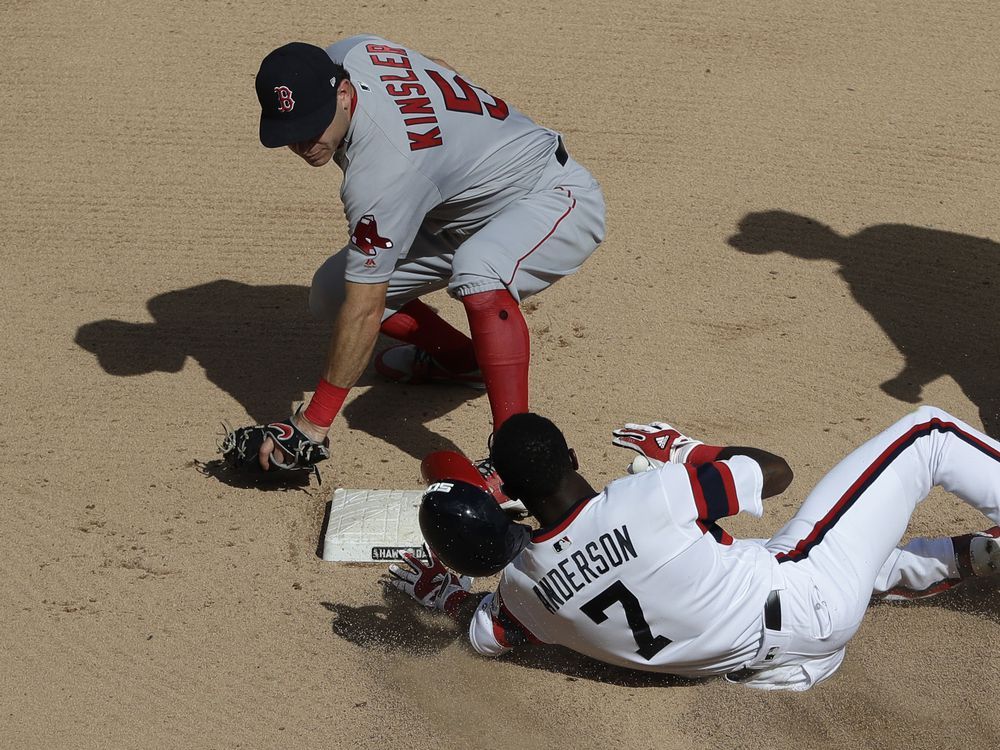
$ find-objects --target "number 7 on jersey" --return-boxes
[580,580,672,660]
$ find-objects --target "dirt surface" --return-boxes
[3,1,999,747]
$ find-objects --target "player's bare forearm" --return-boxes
[323,281,388,388]
[285,281,387,449]
[293,295,383,444]
[717,447,793,498]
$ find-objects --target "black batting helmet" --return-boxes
[419,480,531,577]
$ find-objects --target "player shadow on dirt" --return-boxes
[322,599,462,655]
[870,578,1000,625]
[73,280,483,470]
[324,582,998,687]
[323,593,700,688]
[728,211,1000,436]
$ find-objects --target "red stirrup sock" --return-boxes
[460,289,530,431]
[379,299,478,373]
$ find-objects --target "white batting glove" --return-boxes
[383,547,472,612]
[612,421,705,471]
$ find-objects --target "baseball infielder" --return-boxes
[387,406,1000,690]
[226,36,604,488]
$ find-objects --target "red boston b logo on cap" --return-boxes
[273,85,295,113]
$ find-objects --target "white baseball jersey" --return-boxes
[471,406,1000,691]
[470,456,778,677]
[325,35,562,284]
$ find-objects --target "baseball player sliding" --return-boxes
[219,36,605,491]
[386,406,1000,690]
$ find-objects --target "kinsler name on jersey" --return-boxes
[365,42,510,152]
[532,524,637,614]
[366,43,445,152]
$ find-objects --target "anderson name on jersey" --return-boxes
[469,456,783,677]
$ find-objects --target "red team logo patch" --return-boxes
[350,214,394,267]
[273,85,295,113]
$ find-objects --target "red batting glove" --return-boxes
[384,547,472,613]
[612,421,706,468]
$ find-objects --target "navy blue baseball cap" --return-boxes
[256,42,342,148]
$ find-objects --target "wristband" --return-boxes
[686,444,725,464]
[302,379,350,429]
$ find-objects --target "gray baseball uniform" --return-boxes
[309,35,605,320]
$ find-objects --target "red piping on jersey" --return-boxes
[531,495,593,542]
[686,462,738,545]
[879,578,960,601]
[717,527,734,545]
[685,464,711,537]
[719,463,739,517]
[349,83,358,116]
[777,417,1000,563]
[504,188,577,287]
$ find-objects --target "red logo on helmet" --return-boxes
[274,86,295,113]
[350,214,394,257]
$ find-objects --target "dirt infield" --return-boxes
[3,1,998,747]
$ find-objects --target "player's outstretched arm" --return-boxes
[316,280,389,401]
[381,552,542,657]
[715,446,793,499]
[221,280,389,476]
[383,548,474,612]
[612,421,793,498]
[258,280,389,468]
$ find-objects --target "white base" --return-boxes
[321,488,428,563]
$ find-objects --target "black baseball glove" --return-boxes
[219,416,330,482]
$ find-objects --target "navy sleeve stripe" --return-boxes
[694,463,738,522]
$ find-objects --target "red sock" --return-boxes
[461,290,529,431]
[379,299,478,373]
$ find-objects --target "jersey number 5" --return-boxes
[426,71,510,121]
[580,581,672,660]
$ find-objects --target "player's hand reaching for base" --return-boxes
[383,547,472,613]
[612,421,705,467]
[218,410,330,481]
[256,410,330,471]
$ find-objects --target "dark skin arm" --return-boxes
[529,446,792,530]
[716,446,793,498]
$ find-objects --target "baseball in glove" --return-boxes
[219,416,330,483]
